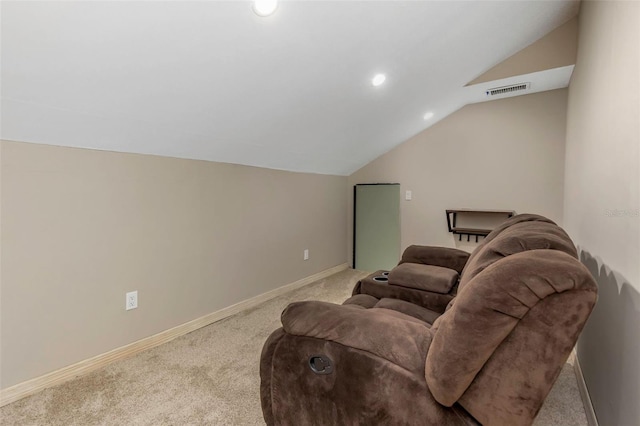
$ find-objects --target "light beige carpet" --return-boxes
[0,269,588,425]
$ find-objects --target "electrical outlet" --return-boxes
[126,291,138,310]
[405,190,412,201]
[303,249,309,261]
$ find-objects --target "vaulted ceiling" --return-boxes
[1,1,579,175]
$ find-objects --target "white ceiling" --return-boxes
[1,1,579,176]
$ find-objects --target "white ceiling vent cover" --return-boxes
[486,82,531,97]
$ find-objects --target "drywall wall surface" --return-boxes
[564,2,640,425]
[348,89,568,263]
[468,17,578,85]
[0,141,348,388]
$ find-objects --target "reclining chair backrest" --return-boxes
[459,214,555,277]
[457,216,578,294]
[425,249,597,425]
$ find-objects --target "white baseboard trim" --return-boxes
[573,350,599,426]
[0,263,349,407]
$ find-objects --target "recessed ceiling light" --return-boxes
[423,112,434,120]
[371,74,386,87]
[253,0,278,17]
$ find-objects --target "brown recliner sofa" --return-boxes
[260,214,597,425]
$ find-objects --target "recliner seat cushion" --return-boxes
[343,295,441,325]
[343,294,379,309]
[389,263,459,294]
[375,298,441,325]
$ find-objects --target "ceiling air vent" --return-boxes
[486,82,530,97]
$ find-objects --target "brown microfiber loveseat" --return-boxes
[260,214,597,425]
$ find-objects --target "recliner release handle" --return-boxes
[309,355,333,375]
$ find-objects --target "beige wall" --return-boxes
[468,17,578,85]
[0,141,348,388]
[348,89,568,262]
[564,2,640,425]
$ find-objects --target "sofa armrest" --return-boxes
[281,301,432,374]
[399,245,470,274]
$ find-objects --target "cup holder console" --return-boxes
[373,276,388,282]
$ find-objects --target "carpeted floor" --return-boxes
[0,269,588,425]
